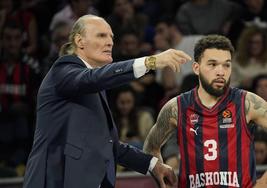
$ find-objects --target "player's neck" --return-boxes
[197,86,221,109]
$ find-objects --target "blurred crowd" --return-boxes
[0,0,267,177]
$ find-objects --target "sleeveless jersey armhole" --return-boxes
[241,91,254,140]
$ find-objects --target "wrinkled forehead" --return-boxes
[83,18,113,34]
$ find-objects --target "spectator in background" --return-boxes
[153,33,171,53]
[254,130,267,165]
[153,17,202,57]
[0,0,38,55]
[0,21,40,177]
[153,18,177,51]
[251,74,267,101]
[157,0,183,20]
[228,0,267,45]
[158,67,180,111]
[175,0,241,35]
[241,0,267,24]
[130,72,165,116]
[41,21,71,77]
[232,26,267,88]
[19,0,64,45]
[49,0,98,31]
[0,21,40,118]
[112,30,162,111]
[254,130,267,178]
[113,30,147,61]
[153,17,202,85]
[131,0,160,24]
[111,86,154,150]
[106,0,148,45]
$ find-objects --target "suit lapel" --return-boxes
[98,91,119,138]
[99,91,109,105]
[98,91,114,129]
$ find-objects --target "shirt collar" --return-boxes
[78,56,92,69]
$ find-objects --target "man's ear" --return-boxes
[192,61,200,76]
[74,34,84,49]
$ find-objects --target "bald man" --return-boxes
[23,15,191,188]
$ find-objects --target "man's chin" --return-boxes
[215,88,224,93]
[211,87,227,97]
[106,57,113,63]
[101,58,113,64]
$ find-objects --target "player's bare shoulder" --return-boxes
[245,91,267,127]
[157,97,178,128]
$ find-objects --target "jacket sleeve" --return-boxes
[51,56,136,97]
[117,142,152,175]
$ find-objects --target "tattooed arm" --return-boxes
[143,97,178,162]
[245,92,267,129]
[245,93,267,188]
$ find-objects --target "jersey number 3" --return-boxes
[204,139,217,161]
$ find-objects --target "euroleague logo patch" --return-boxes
[220,109,234,128]
[222,109,232,118]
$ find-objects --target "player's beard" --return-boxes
[199,72,230,97]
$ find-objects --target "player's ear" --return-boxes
[192,62,200,76]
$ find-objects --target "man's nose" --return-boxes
[107,37,114,47]
[216,65,225,76]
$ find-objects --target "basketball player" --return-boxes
[144,35,267,188]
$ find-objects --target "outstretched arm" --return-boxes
[245,92,267,129]
[143,97,178,162]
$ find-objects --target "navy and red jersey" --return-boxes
[177,87,256,188]
[0,56,40,113]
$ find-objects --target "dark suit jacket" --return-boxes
[23,55,152,188]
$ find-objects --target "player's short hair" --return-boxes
[194,35,234,63]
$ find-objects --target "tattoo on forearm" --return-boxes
[248,93,267,118]
[144,98,178,155]
[250,94,262,110]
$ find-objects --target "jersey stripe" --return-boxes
[218,96,229,186]
[194,102,204,180]
[226,103,238,187]
[177,96,187,188]
[240,92,253,187]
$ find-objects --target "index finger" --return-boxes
[175,50,192,61]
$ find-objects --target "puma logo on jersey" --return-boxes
[190,127,199,135]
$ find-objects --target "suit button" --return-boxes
[109,139,113,143]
